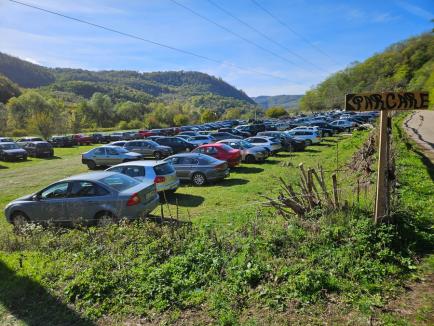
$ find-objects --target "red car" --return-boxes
[72,134,92,146]
[192,143,241,168]
[138,130,157,138]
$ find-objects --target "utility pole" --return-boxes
[374,110,389,223]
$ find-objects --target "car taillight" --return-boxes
[154,176,166,183]
[127,193,141,206]
[215,163,226,171]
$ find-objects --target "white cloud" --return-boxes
[397,2,433,20]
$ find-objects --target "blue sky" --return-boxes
[0,0,433,96]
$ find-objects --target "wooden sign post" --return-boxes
[345,91,429,223]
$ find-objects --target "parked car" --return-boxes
[178,131,198,137]
[192,143,241,168]
[16,137,43,147]
[245,136,282,154]
[109,132,124,141]
[235,124,265,136]
[330,120,355,131]
[91,133,111,144]
[218,128,251,138]
[123,140,173,159]
[0,142,28,161]
[182,135,215,146]
[82,146,143,169]
[138,130,156,138]
[217,139,268,163]
[48,136,75,147]
[211,132,242,141]
[0,137,14,143]
[285,130,321,145]
[23,141,54,158]
[109,141,127,147]
[164,153,229,186]
[257,131,306,152]
[107,161,179,194]
[72,134,92,146]
[306,121,344,133]
[4,171,159,227]
[154,136,196,153]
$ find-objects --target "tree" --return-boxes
[223,108,241,120]
[201,109,217,123]
[173,113,189,126]
[115,101,147,122]
[89,92,115,127]
[0,74,21,104]
[0,103,7,134]
[265,107,287,118]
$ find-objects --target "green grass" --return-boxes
[0,125,431,325]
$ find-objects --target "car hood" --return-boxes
[3,148,27,154]
[7,194,34,206]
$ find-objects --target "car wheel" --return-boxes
[245,154,256,163]
[96,212,116,227]
[305,140,312,146]
[86,160,97,170]
[154,151,162,160]
[11,211,29,230]
[192,172,206,186]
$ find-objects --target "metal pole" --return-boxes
[374,110,389,223]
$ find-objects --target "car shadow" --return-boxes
[231,166,264,174]
[0,165,7,169]
[0,261,94,326]
[161,192,205,207]
[146,215,192,226]
[217,178,249,186]
[261,159,280,165]
[304,148,321,153]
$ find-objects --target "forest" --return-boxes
[300,32,434,111]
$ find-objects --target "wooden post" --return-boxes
[374,110,389,223]
[332,173,339,208]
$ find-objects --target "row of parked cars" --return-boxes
[3,110,378,227]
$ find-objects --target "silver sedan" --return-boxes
[4,171,159,226]
[217,139,268,163]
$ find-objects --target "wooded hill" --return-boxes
[0,52,255,107]
[300,32,434,111]
[252,95,302,109]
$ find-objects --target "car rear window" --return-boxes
[0,143,19,150]
[36,143,52,148]
[100,174,139,191]
[154,163,175,175]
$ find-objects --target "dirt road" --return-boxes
[404,110,434,161]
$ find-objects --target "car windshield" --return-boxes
[115,147,129,154]
[154,163,175,175]
[100,174,139,191]
[146,140,159,147]
[239,140,253,148]
[218,144,234,151]
[0,143,19,150]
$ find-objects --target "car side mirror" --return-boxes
[32,194,41,201]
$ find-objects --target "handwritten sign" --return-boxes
[345,92,429,111]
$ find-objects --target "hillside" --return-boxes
[300,32,434,111]
[252,94,302,109]
[0,52,255,105]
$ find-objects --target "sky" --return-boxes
[0,0,433,97]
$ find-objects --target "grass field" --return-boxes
[0,125,431,325]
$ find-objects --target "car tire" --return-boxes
[154,151,162,160]
[95,211,116,227]
[11,211,29,230]
[305,140,312,146]
[192,172,206,186]
[245,154,256,163]
[86,160,97,170]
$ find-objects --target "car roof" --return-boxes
[108,160,167,167]
[167,152,208,158]
[196,143,224,147]
[218,139,242,143]
[63,171,118,182]
[0,142,18,145]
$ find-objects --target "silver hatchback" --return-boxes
[106,161,180,193]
